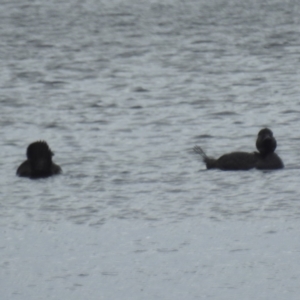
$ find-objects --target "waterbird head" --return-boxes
[26,141,54,173]
[256,128,277,155]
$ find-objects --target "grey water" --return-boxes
[1,0,300,299]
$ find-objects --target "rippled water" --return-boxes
[1,0,300,299]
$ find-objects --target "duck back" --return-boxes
[215,152,258,170]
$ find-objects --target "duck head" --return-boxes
[256,128,277,156]
[27,141,54,175]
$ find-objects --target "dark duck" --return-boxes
[17,141,62,178]
[194,128,284,171]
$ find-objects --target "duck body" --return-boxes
[194,128,284,171]
[204,151,258,170]
[202,151,283,171]
[17,160,61,178]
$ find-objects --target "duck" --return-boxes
[194,128,284,170]
[17,141,62,178]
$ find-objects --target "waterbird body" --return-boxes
[194,128,284,171]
